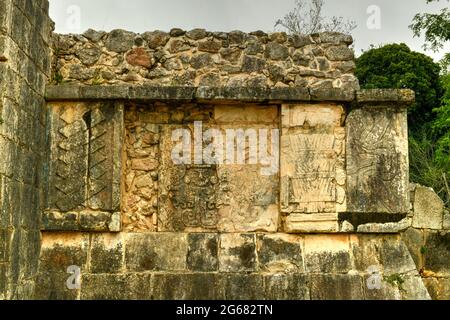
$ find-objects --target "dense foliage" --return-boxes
[356,44,443,130]
[410,0,450,73]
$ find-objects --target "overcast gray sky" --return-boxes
[49,0,449,61]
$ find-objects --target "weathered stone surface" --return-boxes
[0,0,53,299]
[170,28,186,37]
[142,30,170,49]
[310,274,364,300]
[187,233,219,272]
[265,42,289,60]
[81,273,151,300]
[41,211,78,231]
[423,277,450,300]
[79,211,112,231]
[303,235,351,273]
[190,53,213,69]
[125,233,188,271]
[400,275,431,300]
[222,274,264,300]
[34,271,79,300]
[41,210,121,232]
[357,218,411,233]
[340,220,355,232]
[350,235,383,271]
[444,211,450,229]
[46,102,123,230]
[346,106,409,214]
[39,233,90,272]
[90,234,124,274]
[46,85,416,106]
[198,39,222,53]
[186,28,207,40]
[123,109,160,232]
[241,55,266,72]
[325,45,354,61]
[401,227,424,268]
[281,104,346,233]
[152,273,223,300]
[126,48,153,68]
[378,237,417,275]
[363,274,402,300]
[217,163,279,232]
[285,214,340,233]
[257,234,303,272]
[76,45,101,66]
[158,127,226,232]
[412,185,444,230]
[53,30,360,91]
[264,274,310,300]
[219,233,257,272]
[105,29,135,53]
[357,89,415,104]
[167,38,191,53]
[423,231,450,276]
[83,29,105,43]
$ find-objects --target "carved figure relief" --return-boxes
[346,107,408,213]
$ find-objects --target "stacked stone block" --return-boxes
[0,0,53,299]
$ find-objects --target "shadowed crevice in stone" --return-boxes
[338,212,407,228]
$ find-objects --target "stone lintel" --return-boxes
[356,89,415,107]
[41,211,122,232]
[285,213,339,233]
[46,85,412,105]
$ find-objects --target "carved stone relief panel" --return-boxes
[280,104,346,233]
[158,104,280,232]
[346,106,409,214]
[43,102,123,232]
[214,105,280,232]
[158,124,230,232]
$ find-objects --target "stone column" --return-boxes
[344,89,414,227]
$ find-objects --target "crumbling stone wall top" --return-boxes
[52,29,359,90]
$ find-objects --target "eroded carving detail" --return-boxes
[281,105,345,214]
[46,102,123,227]
[281,104,346,233]
[346,107,409,213]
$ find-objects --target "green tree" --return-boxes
[355,43,443,130]
[410,0,450,72]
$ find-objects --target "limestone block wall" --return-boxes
[0,0,445,299]
[0,0,53,299]
[402,184,450,300]
[35,232,430,300]
[31,85,435,300]
[51,30,359,90]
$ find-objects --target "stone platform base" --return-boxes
[34,233,430,300]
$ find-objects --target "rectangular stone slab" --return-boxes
[158,104,279,232]
[45,102,124,230]
[280,104,346,233]
[346,106,409,213]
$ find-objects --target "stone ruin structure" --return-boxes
[1,0,449,300]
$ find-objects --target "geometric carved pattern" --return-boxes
[47,102,123,214]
